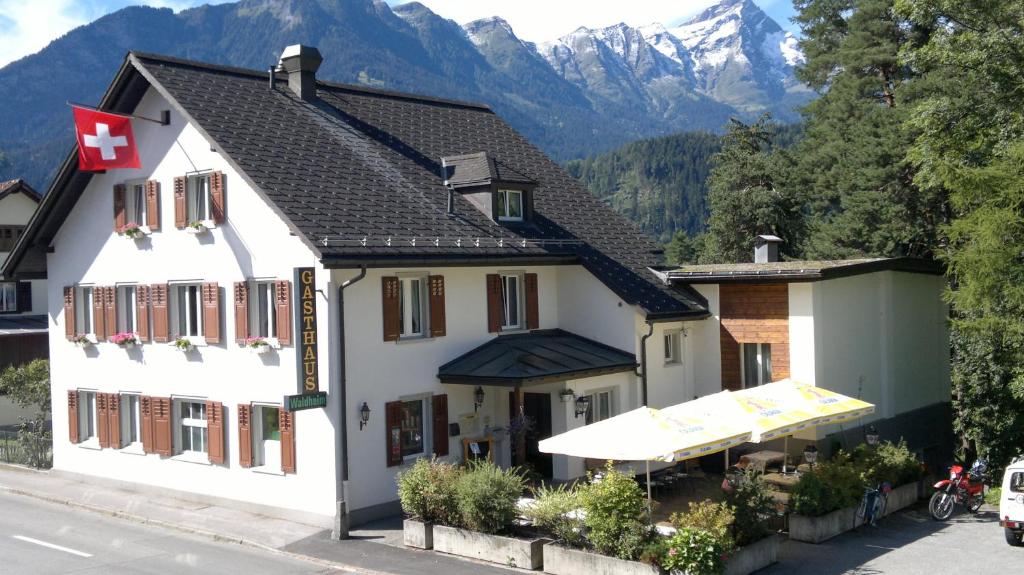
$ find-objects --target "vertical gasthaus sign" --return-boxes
[295,267,319,394]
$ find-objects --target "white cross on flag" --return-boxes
[72,105,140,171]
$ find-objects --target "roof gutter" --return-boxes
[320,254,578,269]
[334,266,366,540]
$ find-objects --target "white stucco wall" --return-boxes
[689,284,721,398]
[0,191,38,226]
[46,87,338,520]
[788,283,815,384]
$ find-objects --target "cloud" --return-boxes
[0,0,91,67]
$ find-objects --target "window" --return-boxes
[0,225,24,252]
[0,282,16,313]
[496,189,523,222]
[117,285,138,334]
[400,397,429,459]
[252,404,281,470]
[187,174,212,223]
[1010,472,1024,494]
[120,394,142,448]
[664,331,681,365]
[176,399,208,455]
[171,284,203,338]
[249,281,279,339]
[584,390,613,425]
[125,182,147,226]
[500,273,521,330]
[741,343,773,388]
[78,391,98,444]
[399,276,427,338]
[77,286,95,336]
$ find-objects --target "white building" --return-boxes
[3,47,950,530]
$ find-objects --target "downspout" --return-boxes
[333,266,366,540]
[639,320,654,407]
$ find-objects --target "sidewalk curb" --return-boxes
[0,484,390,575]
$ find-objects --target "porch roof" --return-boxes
[437,329,637,387]
[0,314,48,335]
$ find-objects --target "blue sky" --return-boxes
[0,0,799,68]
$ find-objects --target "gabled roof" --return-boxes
[0,179,42,203]
[658,257,944,284]
[442,152,537,190]
[3,51,709,320]
[437,329,638,387]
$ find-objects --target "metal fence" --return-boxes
[0,429,52,469]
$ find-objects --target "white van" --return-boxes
[1001,457,1024,546]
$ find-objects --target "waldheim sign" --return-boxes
[295,267,319,394]
[284,391,327,412]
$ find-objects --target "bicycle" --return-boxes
[856,482,892,527]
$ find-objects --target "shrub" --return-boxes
[855,440,922,486]
[396,457,462,525]
[722,469,775,546]
[580,463,654,560]
[454,460,526,534]
[638,537,670,568]
[670,500,736,555]
[661,528,727,575]
[815,452,863,511]
[522,483,586,548]
[791,470,831,516]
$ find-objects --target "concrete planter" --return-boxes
[723,534,779,575]
[883,482,919,516]
[433,524,549,570]
[403,519,433,550]
[789,505,857,544]
[543,544,660,575]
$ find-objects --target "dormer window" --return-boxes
[497,190,523,222]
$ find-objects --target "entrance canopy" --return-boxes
[437,329,637,387]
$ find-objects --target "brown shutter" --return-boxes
[210,171,225,224]
[107,393,121,449]
[92,287,107,341]
[145,180,160,231]
[64,287,76,340]
[432,394,449,456]
[386,400,403,467]
[382,276,400,342]
[96,393,110,448]
[140,396,154,453]
[206,401,225,464]
[151,284,169,342]
[16,281,32,313]
[67,390,80,444]
[233,282,249,344]
[279,409,295,474]
[153,397,172,456]
[202,283,220,344]
[428,275,446,337]
[274,280,292,346]
[136,285,150,342]
[173,176,187,228]
[486,274,502,333]
[238,404,253,468]
[113,184,126,231]
[524,273,539,330]
[103,286,117,339]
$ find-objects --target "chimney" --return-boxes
[754,234,782,263]
[277,45,323,102]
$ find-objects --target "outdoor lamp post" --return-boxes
[803,445,818,469]
[866,425,880,446]
[359,402,371,430]
[559,389,575,403]
[474,386,485,412]
[574,394,591,419]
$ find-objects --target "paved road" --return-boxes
[0,491,346,574]
[765,503,1023,574]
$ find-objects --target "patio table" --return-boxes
[763,471,801,491]
[737,450,786,474]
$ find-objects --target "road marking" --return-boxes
[11,535,92,558]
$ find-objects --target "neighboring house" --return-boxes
[0,179,48,430]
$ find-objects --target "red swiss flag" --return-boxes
[72,105,141,171]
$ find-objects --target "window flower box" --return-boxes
[432,524,549,570]
[117,222,151,240]
[243,336,277,355]
[171,337,195,352]
[110,332,140,348]
[186,220,215,234]
[71,334,96,349]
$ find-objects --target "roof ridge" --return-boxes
[130,51,493,112]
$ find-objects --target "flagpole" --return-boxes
[66,101,169,126]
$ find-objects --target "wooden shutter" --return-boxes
[274,280,292,345]
[151,284,169,342]
[432,394,449,457]
[210,171,226,224]
[113,184,126,231]
[67,390,80,444]
[486,274,502,333]
[107,393,121,449]
[280,409,295,474]
[145,180,160,231]
[102,286,117,339]
[233,282,249,344]
[206,401,225,464]
[96,393,110,448]
[238,403,253,468]
[153,397,172,456]
[136,285,150,342]
[140,396,154,453]
[202,283,220,344]
[386,400,403,467]
[524,273,539,330]
[92,286,107,341]
[173,176,187,228]
[382,276,400,342]
[16,281,32,313]
[428,275,446,337]
[63,287,76,339]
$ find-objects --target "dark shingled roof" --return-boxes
[442,151,537,190]
[437,329,638,387]
[0,179,41,203]
[659,257,944,283]
[0,314,47,335]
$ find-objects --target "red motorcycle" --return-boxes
[929,461,986,521]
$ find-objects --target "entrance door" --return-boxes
[509,391,553,479]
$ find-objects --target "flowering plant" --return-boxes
[243,336,269,348]
[172,337,194,351]
[71,334,94,347]
[118,222,146,239]
[110,332,139,346]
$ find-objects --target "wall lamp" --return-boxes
[474,386,485,412]
[359,402,371,430]
[574,395,591,419]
